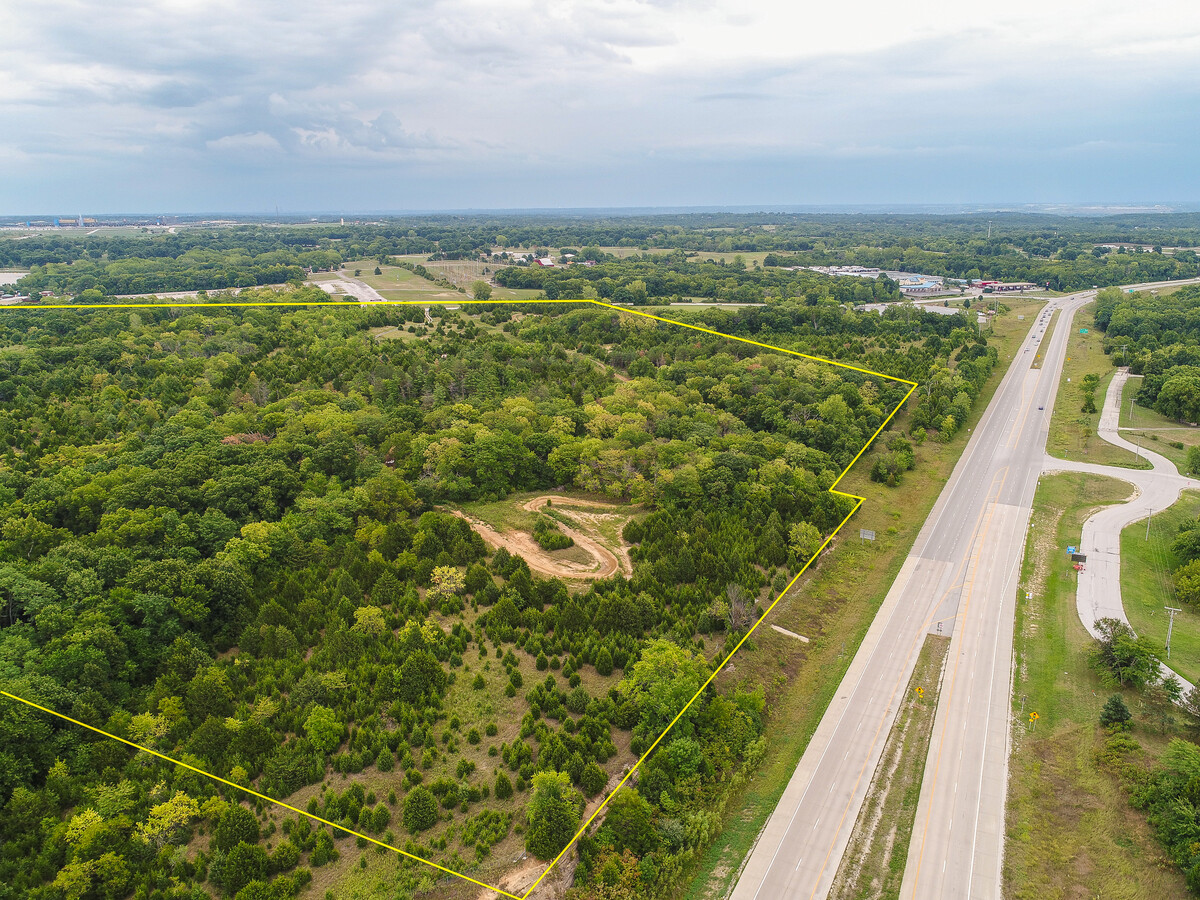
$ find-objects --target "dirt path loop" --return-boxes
[451,496,633,581]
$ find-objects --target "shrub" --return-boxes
[403,787,438,833]
[1100,694,1132,730]
[494,770,514,800]
[214,805,260,853]
[375,747,395,772]
[580,762,607,797]
[595,647,614,677]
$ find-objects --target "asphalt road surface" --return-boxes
[733,290,1096,900]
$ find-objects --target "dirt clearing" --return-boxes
[452,495,635,580]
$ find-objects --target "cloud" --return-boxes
[206,131,283,154]
[2,0,1200,211]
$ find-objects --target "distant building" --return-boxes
[978,281,1038,293]
[534,258,555,267]
[900,282,944,295]
[803,265,882,278]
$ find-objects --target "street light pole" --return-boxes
[1166,607,1182,659]
[1147,508,1153,541]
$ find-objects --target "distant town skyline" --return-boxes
[4,0,1200,213]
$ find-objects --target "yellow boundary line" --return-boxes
[0,296,916,899]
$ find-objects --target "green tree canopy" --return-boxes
[525,771,583,860]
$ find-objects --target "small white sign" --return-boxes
[860,529,876,541]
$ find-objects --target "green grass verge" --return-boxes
[1121,490,1200,685]
[1005,472,1186,898]
[1047,302,1151,469]
[1117,377,1200,474]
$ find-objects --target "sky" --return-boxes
[3,0,1200,214]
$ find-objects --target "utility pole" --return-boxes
[1166,607,1182,658]
[1129,394,1135,427]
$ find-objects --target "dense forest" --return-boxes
[5,211,1200,298]
[0,287,996,900]
[493,252,900,305]
[1096,285,1200,430]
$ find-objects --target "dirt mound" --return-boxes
[451,496,633,581]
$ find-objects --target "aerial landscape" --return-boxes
[3,3,1200,900]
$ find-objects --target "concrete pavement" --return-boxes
[733,290,1094,900]
[732,278,1200,900]
[896,296,1092,900]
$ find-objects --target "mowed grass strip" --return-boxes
[1117,376,1200,475]
[828,634,951,900]
[1121,490,1200,685]
[681,300,1045,900]
[1046,302,1151,469]
[1029,306,1059,370]
[1005,472,1186,899]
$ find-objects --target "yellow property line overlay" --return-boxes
[0,296,917,898]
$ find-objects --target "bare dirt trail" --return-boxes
[523,496,635,577]
[451,495,634,581]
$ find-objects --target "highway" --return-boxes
[733,286,1091,900]
[733,275,1200,900]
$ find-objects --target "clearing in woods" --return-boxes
[453,494,638,580]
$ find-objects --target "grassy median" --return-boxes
[828,635,951,900]
[1046,302,1151,470]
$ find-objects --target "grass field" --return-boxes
[1046,302,1151,470]
[1121,490,1200,685]
[681,297,1047,900]
[1005,472,1186,899]
[1116,377,1200,474]
[336,259,542,302]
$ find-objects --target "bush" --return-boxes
[494,770,514,800]
[595,647,614,677]
[525,771,583,860]
[376,748,395,772]
[533,516,574,551]
[403,786,438,833]
[1100,694,1132,730]
[223,841,270,895]
[310,830,336,867]
[214,804,260,853]
[580,762,607,797]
